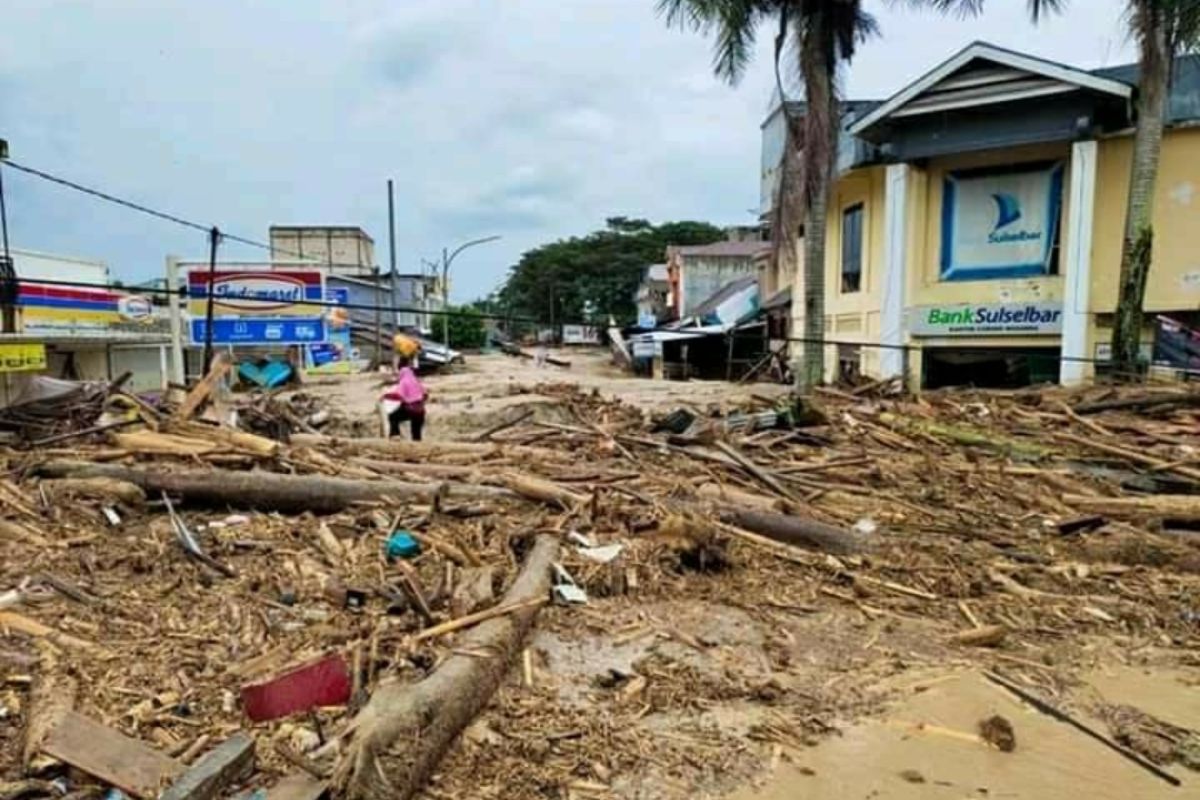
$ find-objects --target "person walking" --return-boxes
[383,356,427,441]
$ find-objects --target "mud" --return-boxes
[732,669,1199,799]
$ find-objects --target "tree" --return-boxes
[497,218,724,326]
[659,1,880,389]
[1104,1,1200,376]
[434,305,487,349]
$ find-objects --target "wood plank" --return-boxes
[176,354,231,420]
[266,772,328,800]
[160,733,255,800]
[41,711,183,799]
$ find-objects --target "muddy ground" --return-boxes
[290,349,1200,800]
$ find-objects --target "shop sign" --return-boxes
[0,343,47,373]
[910,302,1063,336]
[940,163,1063,281]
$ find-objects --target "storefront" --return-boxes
[766,41,1200,388]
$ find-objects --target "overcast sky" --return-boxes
[1,0,1133,301]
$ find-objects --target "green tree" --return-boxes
[435,305,487,349]
[497,218,724,326]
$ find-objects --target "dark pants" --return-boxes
[388,405,425,441]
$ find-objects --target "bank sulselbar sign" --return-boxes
[909,302,1063,337]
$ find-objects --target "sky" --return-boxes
[0,0,1134,301]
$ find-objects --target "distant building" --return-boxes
[666,240,769,320]
[634,263,670,327]
[0,248,169,402]
[269,226,376,276]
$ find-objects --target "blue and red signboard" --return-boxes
[185,267,327,346]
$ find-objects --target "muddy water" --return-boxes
[731,670,1195,800]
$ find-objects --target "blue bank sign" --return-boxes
[940,163,1064,281]
[910,302,1063,337]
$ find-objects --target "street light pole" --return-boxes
[440,235,501,347]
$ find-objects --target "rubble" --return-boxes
[1,376,1199,799]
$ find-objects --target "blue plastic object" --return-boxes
[385,531,421,561]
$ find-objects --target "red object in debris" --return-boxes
[240,654,351,722]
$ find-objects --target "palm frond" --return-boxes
[656,0,777,84]
[1027,0,1069,23]
[884,0,986,18]
[656,0,724,29]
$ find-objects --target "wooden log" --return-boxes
[1062,493,1200,521]
[712,441,799,503]
[159,733,255,800]
[1056,433,1200,482]
[22,646,76,770]
[1072,392,1200,415]
[34,461,513,514]
[266,773,328,800]
[39,477,146,506]
[0,611,97,651]
[289,433,568,463]
[950,624,1008,647]
[500,473,587,508]
[697,482,783,513]
[113,430,219,456]
[176,354,232,420]
[176,422,280,458]
[332,535,559,800]
[719,507,869,555]
[348,459,481,480]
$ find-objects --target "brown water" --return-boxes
[731,669,1196,800]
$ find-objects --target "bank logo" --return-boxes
[991,193,1022,232]
[987,192,1040,245]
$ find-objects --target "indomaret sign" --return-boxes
[910,302,1063,337]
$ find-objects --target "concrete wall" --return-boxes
[269,228,375,275]
[679,256,760,318]
[1092,128,1200,314]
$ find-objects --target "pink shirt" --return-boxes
[385,367,426,405]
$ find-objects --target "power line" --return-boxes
[1,158,317,263]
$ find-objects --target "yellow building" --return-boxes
[765,42,1200,388]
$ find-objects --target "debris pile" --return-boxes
[2,375,1200,799]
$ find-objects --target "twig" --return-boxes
[983,671,1181,787]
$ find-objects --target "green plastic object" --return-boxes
[385,530,421,561]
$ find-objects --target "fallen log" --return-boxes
[1062,493,1200,521]
[500,472,587,508]
[1072,392,1200,415]
[719,507,869,555]
[697,482,784,513]
[34,461,512,514]
[290,433,568,463]
[332,535,559,800]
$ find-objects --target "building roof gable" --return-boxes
[849,41,1132,136]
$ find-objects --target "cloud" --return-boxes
[0,0,1134,301]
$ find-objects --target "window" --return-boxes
[841,204,864,293]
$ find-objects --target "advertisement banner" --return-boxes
[185,266,327,346]
[18,283,159,335]
[940,163,1063,281]
[185,268,324,318]
[910,302,1063,337]
[562,324,601,345]
[306,288,355,374]
[0,343,47,373]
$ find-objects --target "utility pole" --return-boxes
[373,265,383,367]
[201,227,221,374]
[387,179,397,334]
[0,140,15,334]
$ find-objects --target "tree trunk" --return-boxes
[34,461,512,513]
[720,507,869,554]
[1111,8,1170,377]
[332,535,559,800]
[796,13,838,391]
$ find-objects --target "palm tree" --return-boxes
[659,1,985,389]
[1103,1,1200,376]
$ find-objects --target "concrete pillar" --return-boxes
[880,163,911,379]
[1061,140,1098,386]
[166,255,186,385]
